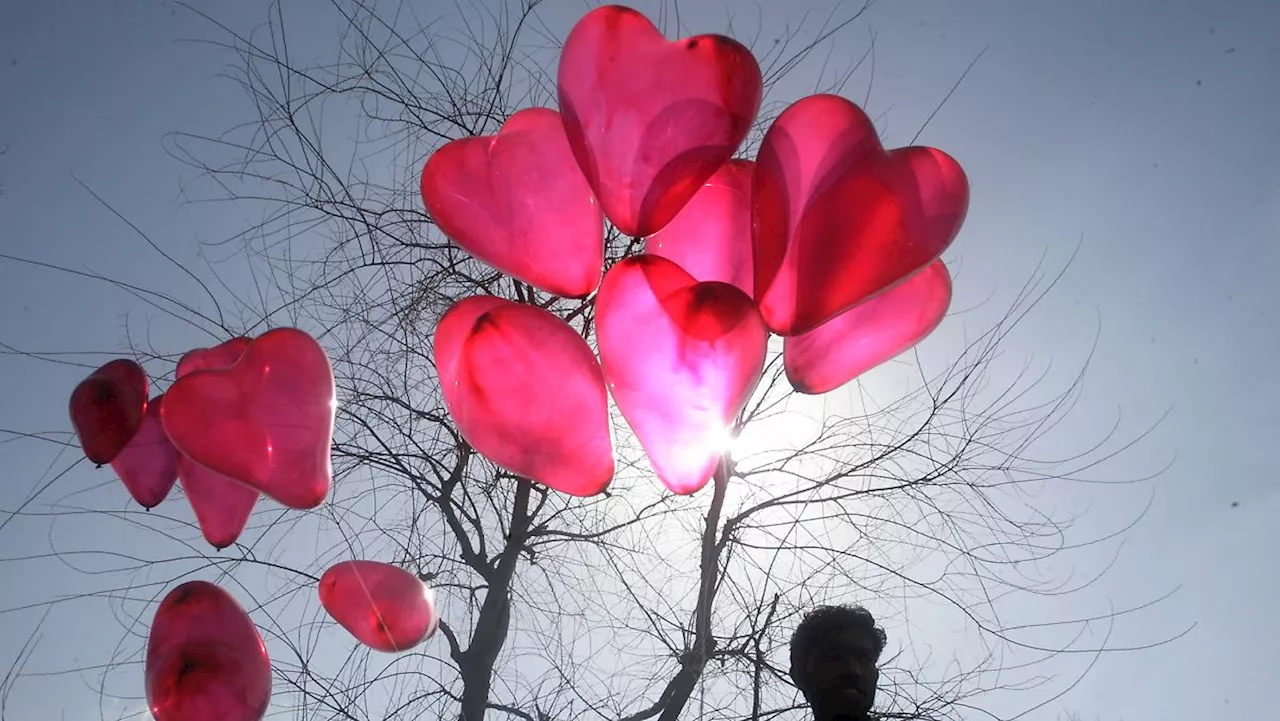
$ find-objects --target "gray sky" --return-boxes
[1,1,1277,719]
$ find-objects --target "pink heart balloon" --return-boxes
[163,328,335,510]
[173,338,260,549]
[434,296,614,496]
[557,5,763,237]
[319,560,439,653]
[596,255,768,495]
[69,358,148,465]
[421,107,604,298]
[753,94,969,336]
[645,159,755,297]
[784,260,952,394]
[145,580,271,721]
[109,394,179,509]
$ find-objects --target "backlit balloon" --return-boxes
[596,255,767,494]
[754,94,968,335]
[179,455,258,550]
[421,107,604,298]
[319,560,439,653]
[163,328,335,510]
[69,358,148,465]
[784,260,952,394]
[558,5,763,237]
[177,337,252,378]
[109,394,178,509]
[434,296,614,496]
[645,159,755,297]
[145,580,270,721]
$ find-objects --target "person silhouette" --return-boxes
[789,605,887,721]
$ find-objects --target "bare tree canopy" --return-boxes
[0,2,1181,720]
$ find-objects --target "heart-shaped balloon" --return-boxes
[163,328,335,510]
[753,94,968,335]
[69,358,148,465]
[110,394,179,509]
[146,580,271,721]
[557,5,763,237]
[434,296,614,496]
[179,455,258,549]
[421,107,604,298]
[319,560,439,653]
[645,159,755,297]
[596,255,767,494]
[784,260,952,394]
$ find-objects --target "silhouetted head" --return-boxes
[789,605,886,721]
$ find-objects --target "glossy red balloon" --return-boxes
[421,108,604,298]
[645,159,755,297]
[145,580,270,721]
[163,328,335,510]
[319,560,439,653]
[753,94,969,336]
[557,5,763,237]
[69,358,148,465]
[434,296,614,496]
[177,337,253,378]
[785,260,952,394]
[109,394,178,508]
[596,255,767,494]
[179,455,258,549]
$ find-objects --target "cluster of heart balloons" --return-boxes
[421,5,969,498]
[68,332,440,721]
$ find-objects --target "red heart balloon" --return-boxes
[69,358,148,465]
[596,255,767,494]
[784,260,952,394]
[146,580,271,721]
[753,94,969,336]
[557,5,763,237]
[319,560,439,653]
[645,159,755,297]
[179,455,258,549]
[421,107,604,298]
[434,296,614,496]
[163,328,335,510]
[109,394,179,509]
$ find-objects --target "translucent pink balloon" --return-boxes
[434,296,614,496]
[145,580,270,721]
[109,394,178,508]
[69,358,148,465]
[645,159,755,297]
[421,108,604,298]
[785,260,952,394]
[557,5,763,237]
[596,255,768,494]
[177,337,253,378]
[163,328,335,510]
[754,94,969,336]
[179,455,258,550]
[319,560,439,653]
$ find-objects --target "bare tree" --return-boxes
[0,2,1179,720]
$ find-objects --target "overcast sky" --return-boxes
[1,1,1277,720]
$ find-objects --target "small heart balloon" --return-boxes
[558,5,763,237]
[645,159,755,297]
[163,328,335,510]
[319,560,439,653]
[69,358,148,465]
[596,255,768,494]
[784,260,952,394]
[754,94,969,335]
[434,296,614,496]
[145,580,271,721]
[179,455,258,550]
[421,107,604,298]
[109,394,179,509]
